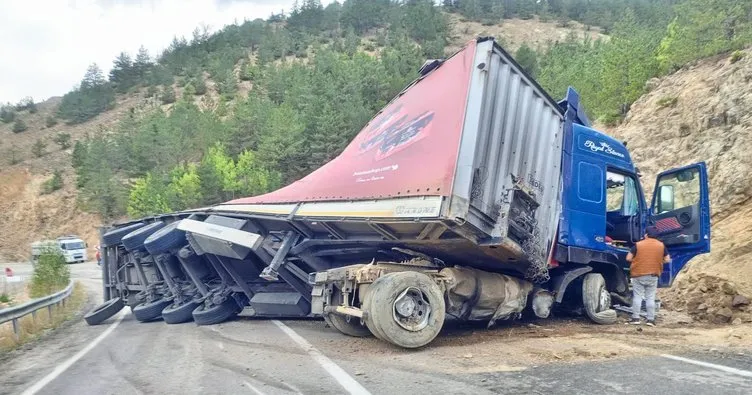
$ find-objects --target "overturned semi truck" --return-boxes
[85,37,711,348]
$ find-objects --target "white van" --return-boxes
[31,236,88,264]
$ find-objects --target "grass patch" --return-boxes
[40,170,64,195]
[0,293,12,303]
[656,96,678,108]
[0,282,86,352]
[730,50,745,64]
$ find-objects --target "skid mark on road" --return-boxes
[661,354,752,378]
[272,320,372,395]
[21,309,128,395]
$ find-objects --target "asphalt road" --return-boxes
[1,262,751,395]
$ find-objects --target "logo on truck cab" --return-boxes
[583,140,626,159]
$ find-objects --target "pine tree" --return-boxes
[135,46,153,79]
[32,139,47,157]
[110,52,136,93]
[515,43,539,77]
[81,64,106,89]
[12,119,27,133]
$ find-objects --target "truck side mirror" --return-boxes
[658,185,675,213]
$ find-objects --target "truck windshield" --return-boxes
[62,242,85,250]
[606,172,639,216]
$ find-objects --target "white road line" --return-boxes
[281,381,304,395]
[243,381,268,395]
[218,342,225,350]
[272,320,372,395]
[21,309,128,395]
[661,354,752,378]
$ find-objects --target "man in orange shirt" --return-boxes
[626,226,671,326]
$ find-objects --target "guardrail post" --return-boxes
[48,305,53,320]
[12,318,19,341]
[31,310,37,323]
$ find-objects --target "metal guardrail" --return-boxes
[0,281,74,340]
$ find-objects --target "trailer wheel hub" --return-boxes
[599,287,611,311]
[393,287,431,332]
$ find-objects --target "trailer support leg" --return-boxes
[260,232,298,281]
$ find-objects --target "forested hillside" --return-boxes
[0,0,750,252]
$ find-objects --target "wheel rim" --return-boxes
[598,287,611,312]
[392,287,431,331]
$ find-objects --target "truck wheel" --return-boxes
[84,298,125,325]
[324,288,371,337]
[162,301,199,324]
[192,298,240,326]
[132,298,172,322]
[582,273,617,325]
[101,222,145,247]
[364,272,445,349]
[144,221,186,255]
[122,221,166,252]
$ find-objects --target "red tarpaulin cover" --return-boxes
[227,40,477,205]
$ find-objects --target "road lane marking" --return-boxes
[243,381,268,395]
[21,309,128,395]
[218,342,225,350]
[281,381,304,395]
[272,320,371,395]
[661,354,752,378]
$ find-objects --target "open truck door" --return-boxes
[649,162,711,286]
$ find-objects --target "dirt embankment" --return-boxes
[608,48,752,322]
[0,168,101,262]
[446,13,606,54]
[0,94,149,261]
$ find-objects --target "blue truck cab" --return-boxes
[555,88,711,292]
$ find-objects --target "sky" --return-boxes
[0,0,333,104]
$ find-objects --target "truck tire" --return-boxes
[144,221,186,255]
[162,301,199,324]
[582,273,617,325]
[84,297,125,325]
[122,221,166,252]
[101,222,145,247]
[323,289,371,337]
[364,271,445,349]
[192,298,240,326]
[132,298,171,322]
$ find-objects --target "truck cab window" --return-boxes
[606,171,640,243]
[656,168,700,213]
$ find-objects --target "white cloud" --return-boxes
[0,0,329,104]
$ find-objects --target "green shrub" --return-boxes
[32,139,47,157]
[194,78,207,95]
[41,170,64,194]
[599,111,623,126]
[0,293,11,303]
[6,146,21,165]
[146,85,159,98]
[731,51,745,64]
[657,96,678,108]
[0,105,15,123]
[161,87,176,104]
[53,132,72,149]
[45,115,58,128]
[12,119,28,133]
[30,248,70,297]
